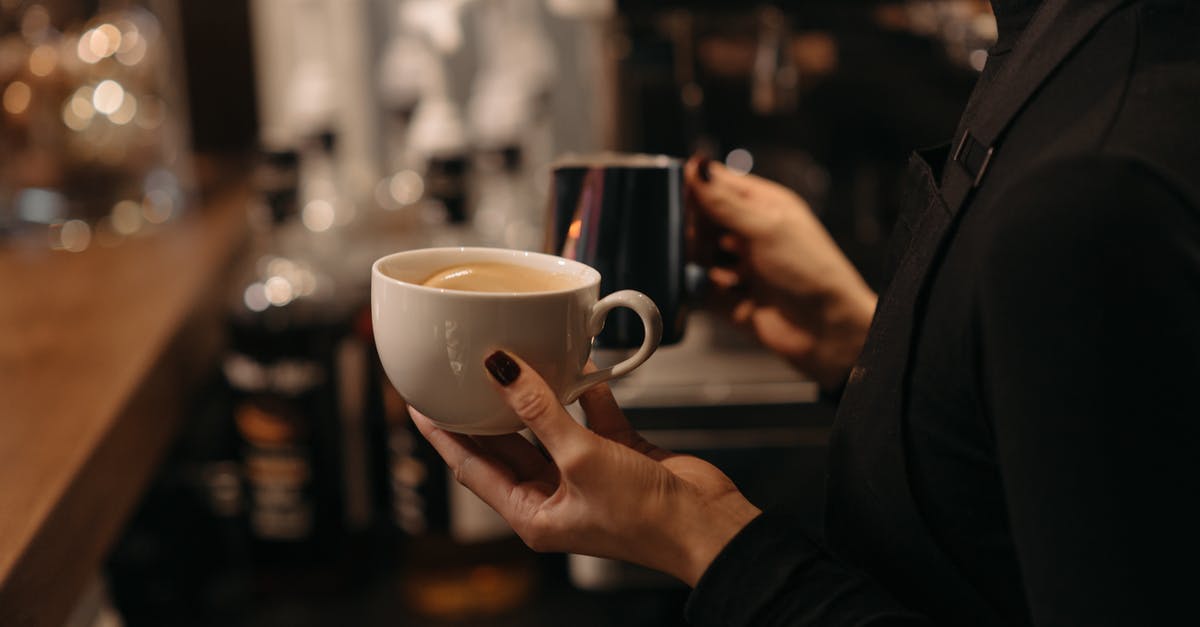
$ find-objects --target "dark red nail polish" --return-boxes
[485,350,521,386]
[698,158,712,183]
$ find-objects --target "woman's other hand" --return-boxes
[686,156,877,391]
[409,351,761,587]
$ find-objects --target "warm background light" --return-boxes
[3,81,32,115]
[29,44,57,77]
[93,79,125,115]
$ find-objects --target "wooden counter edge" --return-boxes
[0,186,249,627]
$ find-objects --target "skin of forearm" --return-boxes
[768,218,878,388]
[659,488,763,587]
[809,284,877,389]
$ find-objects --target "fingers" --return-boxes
[483,350,592,463]
[731,297,757,326]
[577,376,631,439]
[575,363,675,465]
[408,406,520,515]
[705,271,757,331]
[685,156,761,234]
[685,154,754,193]
[708,266,743,290]
[473,432,551,482]
[718,233,743,256]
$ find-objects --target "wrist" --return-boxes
[806,283,875,390]
[669,493,762,587]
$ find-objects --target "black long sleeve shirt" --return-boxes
[686,1,1200,625]
[687,160,1200,626]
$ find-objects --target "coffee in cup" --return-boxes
[419,262,580,293]
[372,247,663,435]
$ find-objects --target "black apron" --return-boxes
[824,0,1131,622]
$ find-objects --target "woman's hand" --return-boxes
[686,156,877,390]
[409,350,762,587]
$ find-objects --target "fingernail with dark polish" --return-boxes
[698,158,712,183]
[485,350,521,386]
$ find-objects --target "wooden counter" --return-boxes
[0,186,249,627]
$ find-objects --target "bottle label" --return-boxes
[336,337,373,530]
[235,401,313,541]
[224,352,325,396]
[382,382,431,534]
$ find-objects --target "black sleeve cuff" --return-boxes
[685,508,928,627]
[685,508,822,627]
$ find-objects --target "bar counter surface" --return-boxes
[0,185,248,627]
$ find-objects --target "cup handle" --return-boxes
[561,290,663,404]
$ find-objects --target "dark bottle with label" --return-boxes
[426,153,470,224]
[222,146,370,564]
[358,187,539,621]
[372,354,540,621]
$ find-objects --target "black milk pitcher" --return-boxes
[546,153,697,348]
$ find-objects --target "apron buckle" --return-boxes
[952,131,995,188]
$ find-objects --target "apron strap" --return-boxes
[942,0,1132,214]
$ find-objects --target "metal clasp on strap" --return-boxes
[952,130,995,188]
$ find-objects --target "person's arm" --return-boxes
[685,158,877,392]
[408,352,761,587]
[410,351,930,625]
[977,157,1200,625]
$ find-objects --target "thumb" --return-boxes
[484,350,591,461]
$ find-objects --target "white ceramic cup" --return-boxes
[372,247,663,435]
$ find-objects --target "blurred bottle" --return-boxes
[465,0,555,155]
[105,374,255,624]
[374,0,480,232]
[464,0,556,249]
[404,58,471,227]
[470,145,541,250]
[373,358,540,621]
[373,174,539,616]
[366,25,542,591]
[222,145,374,563]
[377,0,434,177]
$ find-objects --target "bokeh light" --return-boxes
[77,31,101,64]
[62,100,90,131]
[116,29,146,66]
[969,49,988,72]
[87,24,122,60]
[70,86,95,117]
[3,81,32,115]
[302,199,335,232]
[92,79,125,115]
[243,282,269,312]
[60,219,92,253]
[108,93,137,125]
[111,200,143,235]
[389,170,424,206]
[28,44,57,77]
[725,148,754,174]
[143,189,174,223]
[264,276,294,306]
[20,5,50,41]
